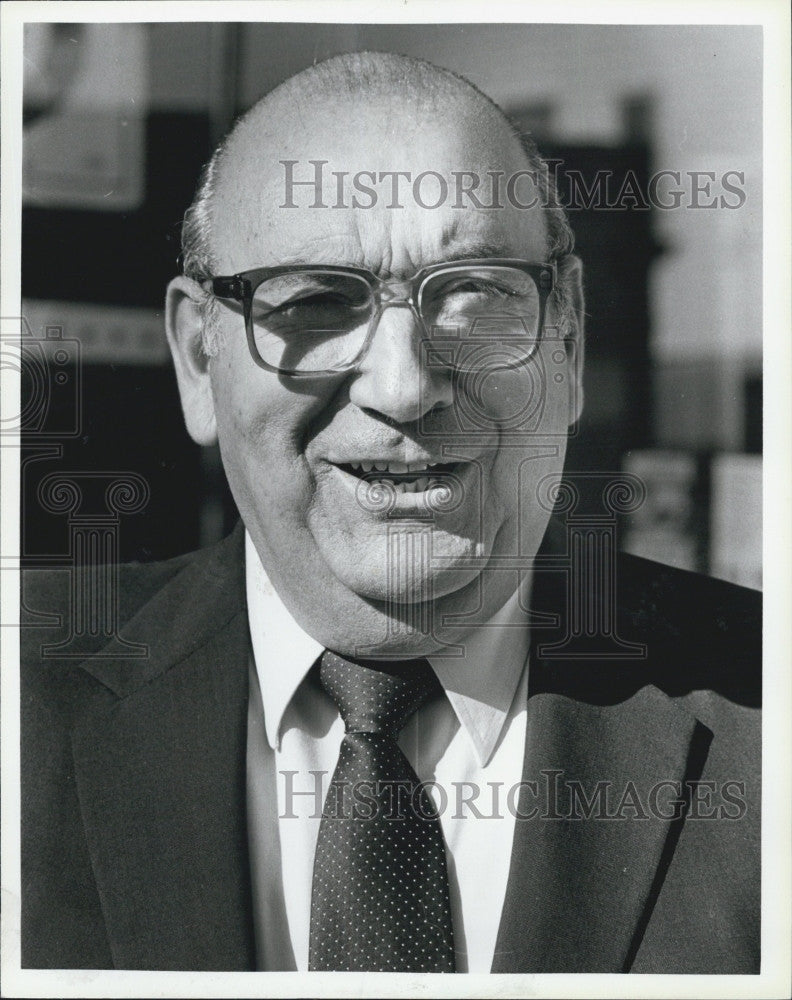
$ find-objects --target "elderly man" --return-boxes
[22,52,760,974]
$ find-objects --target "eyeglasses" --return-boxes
[200,259,556,377]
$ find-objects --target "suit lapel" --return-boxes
[70,526,257,970]
[492,534,711,973]
[492,684,708,972]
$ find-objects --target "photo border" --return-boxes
[2,2,789,998]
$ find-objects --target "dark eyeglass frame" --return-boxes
[199,258,557,377]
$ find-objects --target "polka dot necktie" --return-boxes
[308,650,456,972]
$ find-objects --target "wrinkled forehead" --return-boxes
[211,88,549,277]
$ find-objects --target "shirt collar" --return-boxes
[427,578,532,766]
[245,531,530,766]
[245,532,324,752]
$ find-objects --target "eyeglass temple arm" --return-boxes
[203,276,249,300]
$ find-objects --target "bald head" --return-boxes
[254,49,505,118]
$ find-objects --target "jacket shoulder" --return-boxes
[618,551,761,643]
[22,547,194,626]
[21,550,186,668]
[617,552,761,708]
[532,549,761,713]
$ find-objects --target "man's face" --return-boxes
[175,90,581,655]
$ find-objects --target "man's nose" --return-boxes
[348,304,454,423]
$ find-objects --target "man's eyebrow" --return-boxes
[275,253,341,266]
[263,240,523,278]
[277,241,517,270]
[431,241,516,264]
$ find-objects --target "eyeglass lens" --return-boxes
[250,266,542,373]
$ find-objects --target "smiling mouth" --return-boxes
[337,460,463,495]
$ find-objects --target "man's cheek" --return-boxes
[248,438,313,507]
[495,369,543,422]
[453,366,544,434]
[217,408,305,514]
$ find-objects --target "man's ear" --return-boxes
[165,276,218,446]
[557,254,585,427]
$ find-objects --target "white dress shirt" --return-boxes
[244,532,530,973]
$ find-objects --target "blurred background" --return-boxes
[19,22,762,588]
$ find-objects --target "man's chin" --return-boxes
[320,532,486,607]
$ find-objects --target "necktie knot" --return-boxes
[319,650,439,736]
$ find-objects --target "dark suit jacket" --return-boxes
[21,521,761,972]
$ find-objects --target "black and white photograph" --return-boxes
[1,2,789,997]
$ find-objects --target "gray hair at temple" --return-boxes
[180,51,578,357]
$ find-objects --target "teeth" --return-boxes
[368,476,445,494]
[344,459,448,475]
